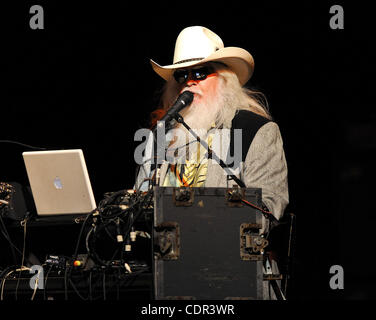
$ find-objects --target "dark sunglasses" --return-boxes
[173,66,215,84]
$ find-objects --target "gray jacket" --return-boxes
[135,121,289,234]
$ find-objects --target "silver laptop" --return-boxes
[22,149,97,215]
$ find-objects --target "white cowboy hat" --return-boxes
[150,26,255,85]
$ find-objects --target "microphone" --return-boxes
[156,91,194,128]
[149,91,194,186]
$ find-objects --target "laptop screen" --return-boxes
[22,149,96,215]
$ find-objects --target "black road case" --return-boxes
[153,186,268,300]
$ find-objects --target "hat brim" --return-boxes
[150,47,254,86]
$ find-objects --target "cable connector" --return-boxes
[125,235,131,252]
[130,227,136,242]
[124,263,132,273]
[116,218,123,242]
[15,266,31,272]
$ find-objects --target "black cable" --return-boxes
[43,265,52,301]
[0,214,18,265]
[69,278,88,301]
[86,221,114,267]
[89,269,148,301]
[113,190,152,244]
[0,212,33,266]
[62,209,96,300]
[116,268,120,300]
[15,218,28,301]
[81,187,153,298]
[89,269,108,301]
[103,223,117,241]
[0,191,19,265]
[97,190,142,221]
[0,140,47,150]
[87,219,125,266]
[71,210,95,268]
[123,189,153,240]
[86,190,150,266]
[97,190,127,210]
[0,265,19,298]
[113,269,149,294]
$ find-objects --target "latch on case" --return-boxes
[173,187,194,207]
[226,186,245,207]
[240,223,269,261]
[154,222,180,260]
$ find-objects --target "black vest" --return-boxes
[226,110,271,169]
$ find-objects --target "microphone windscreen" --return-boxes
[180,91,194,105]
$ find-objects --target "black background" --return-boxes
[1,1,374,300]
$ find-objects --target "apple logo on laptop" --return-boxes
[54,177,63,190]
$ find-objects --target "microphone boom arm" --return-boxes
[174,113,246,188]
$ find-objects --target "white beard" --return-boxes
[165,93,222,164]
[179,98,218,131]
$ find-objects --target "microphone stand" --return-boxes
[173,113,246,188]
[150,120,175,187]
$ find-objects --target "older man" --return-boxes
[136,25,288,227]
[134,26,289,299]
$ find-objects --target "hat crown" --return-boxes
[172,26,224,64]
